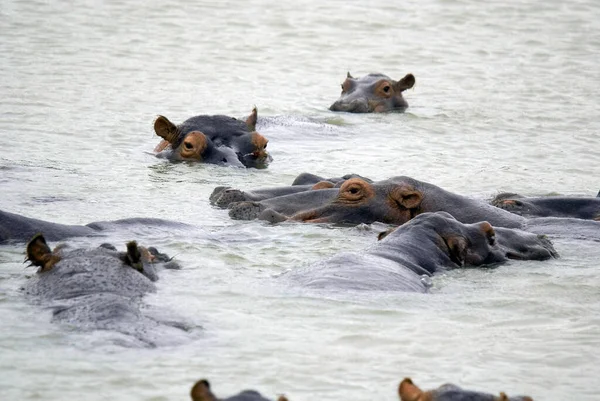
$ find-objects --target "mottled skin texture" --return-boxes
[0,209,192,244]
[23,235,188,347]
[153,108,271,168]
[329,72,416,113]
[491,192,600,220]
[398,378,533,401]
[190,379,288,401]
[282,213,557,293]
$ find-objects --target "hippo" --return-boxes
[22,234,189,347]
[329,72,416,113]
[398,378,533,401]
[153,107,271,168]
[0,209,194,244]
[491,192,600,220]
[190,379,288,401]
[282,212,557,293]
[218,175,600,240]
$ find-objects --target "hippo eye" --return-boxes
[383,85,391,93]
[184,142,193,150]
[263,142,267,149]
[349,188,359,194]
[488,234,496,246]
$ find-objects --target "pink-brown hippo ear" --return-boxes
[390,185,423,210]
[398,378,424,401]
[154,115,179,144]
[190,379,217,401]
[444,235,468,267]
[245,106,258,131]
[25,234,61,272]
[277,396,289,401]
[311,181,335,190]
[395,73,416,92]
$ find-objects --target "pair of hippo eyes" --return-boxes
[184,141,267,151]
[340,84,391,93]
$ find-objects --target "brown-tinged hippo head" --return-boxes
[289,177,422,225]
[329,72,415,113]
[398,377,534,401]
[190,379,288,401]
[153,107,271,168]
[491,192,600,221]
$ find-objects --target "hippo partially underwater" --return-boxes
[153,107,271,168]
[188,377,534,401]
[22,234,191,347]
[212,173,600,240]
[491,192,600,221]
[398,378,533,401]
[282,212,557,293]
[329,72,416,113]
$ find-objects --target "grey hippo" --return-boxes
[154,107,271,168]
[491,192,600,221]
[212,174,600,241]
[22,234,191,347]
[190,379,288,401]
[282,212,557,293]
[398,377,533,401]
[329,72,415,113]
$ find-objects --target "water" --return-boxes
[1,0,599,399]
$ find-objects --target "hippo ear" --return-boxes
[378,227,397,241]
[347,71,354,79]
[311,181,335,190]
[121,241,143,272]
[154,115,179,144]
[395,73,415,92]
[190,379,216,401]
[391,186,423,210]
[245,106,258,131]
[25,233,60,272]
[497,393,509,401]
[444,235,468,267]
[398,378,423,401]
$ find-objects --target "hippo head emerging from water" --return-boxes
[190,379,288,401]
[329,72,416,113]
[398,378,534,401]
[153,107,271,168]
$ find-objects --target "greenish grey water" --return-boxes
[1,0,599,400]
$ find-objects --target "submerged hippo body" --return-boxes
[153,108,271,168]
[491,192,600,220]
[219,175,600,240]
[329,72,415,113]
[283,213,557,293]
[190,379,287,401]
[398,378,533,401]
[0,209,193,244]
[23,235,189,347]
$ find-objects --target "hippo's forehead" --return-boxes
[179,115,249,137]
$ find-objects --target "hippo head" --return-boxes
[329,72,415,113]
[25,233,174,280]
[380,212,558,263]
[398,377,534,401]
[289,177,422,225]
[154,116,212,162]
[190,379,289,401]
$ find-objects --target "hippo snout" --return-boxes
[329,98,370,113]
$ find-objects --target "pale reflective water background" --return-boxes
[1,0,599,400]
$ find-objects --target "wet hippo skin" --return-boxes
[398,377,533,401]
[153,107,271,168]
[0,209,193,244]
[23,234,189,347]
[190,379,288,401]
[329,72,416,113]
[491,192,600,220]
[282,212,557,293]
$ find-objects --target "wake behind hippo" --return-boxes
[22,234,192,347]
[282,212,557,293]
[329,71,416,113]
[153,107,271,168]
